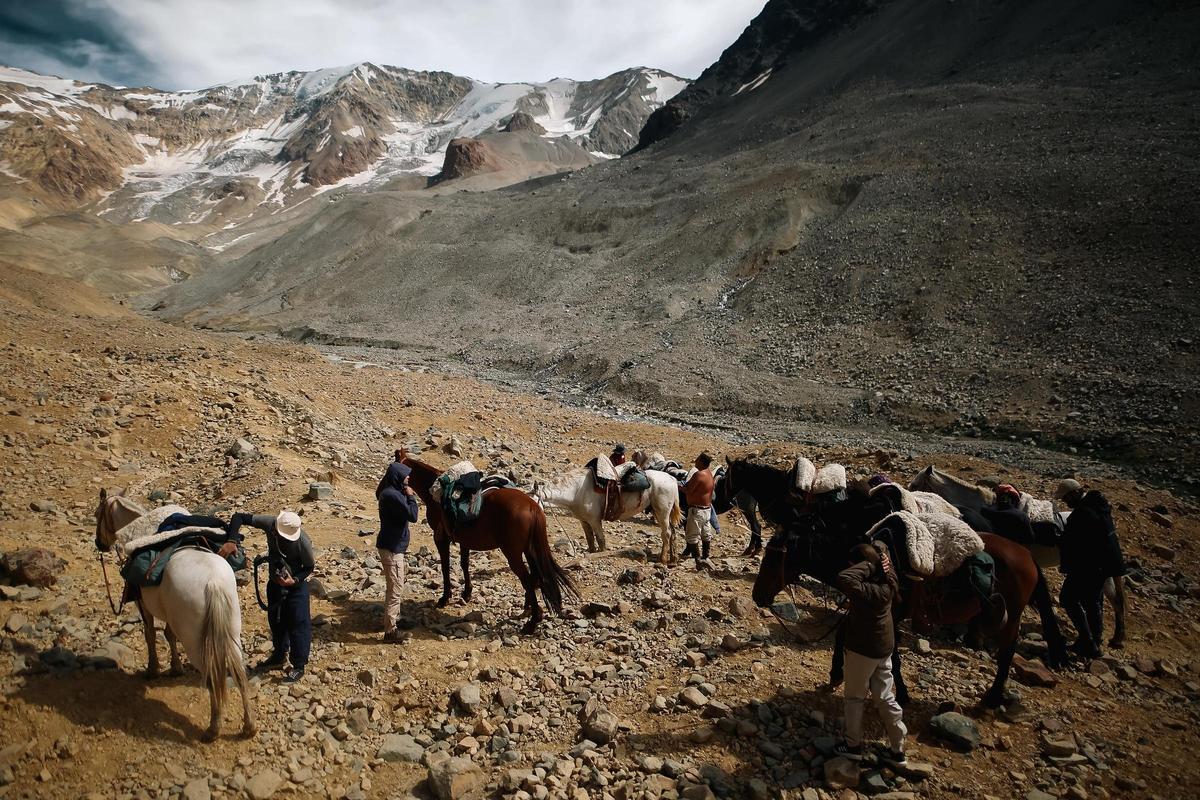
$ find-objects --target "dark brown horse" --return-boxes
[401,454,579,634]
[727,458,1038,708]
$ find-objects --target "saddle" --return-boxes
[907,552,999,633]
[121,515,247,593]
[436,470,515,531]
[585,455,650,522]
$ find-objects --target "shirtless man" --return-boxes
[681,453,716,567]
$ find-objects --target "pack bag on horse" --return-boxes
[94,489,255,741]
[401,451,579,634]
[730,457,1039,708]
[532,454,681,562]
[910,464,1127,654]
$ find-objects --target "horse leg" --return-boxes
[595,519,608,551]
[138,601,160,679]
[658,513,671,565]
[982,616,1022,708]
[165,625,184,676]
[502,547,541,634]
[829,619,846,689]
[1033,566,1068,668]
[460,547,472,603]
[201,680,221,742]
[581,522,597,553]
[890,615,910,708]
[435,533,452,608]
[1106,575,1127,649]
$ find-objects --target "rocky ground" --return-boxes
[1,269,1199,800]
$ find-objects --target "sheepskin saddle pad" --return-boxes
[868,510,984,578]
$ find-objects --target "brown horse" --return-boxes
[401,454,579,634]
[728,458,1038,708]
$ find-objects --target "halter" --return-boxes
[96,495,128,616]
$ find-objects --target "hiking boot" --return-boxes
[383,629,408,643]
[680,542,698,561]
[883,747,907,767]
[395,617,416,630]
[834,742,862,761]
[254,652,287,672]
[281,668,305,684]
[1070,638,1101,660]
[701,541,711,561]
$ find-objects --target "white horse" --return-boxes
[532,469,683,562]
[95,488,255,741]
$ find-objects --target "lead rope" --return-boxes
[99,549,121,616]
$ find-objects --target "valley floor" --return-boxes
[1,269,1198,800]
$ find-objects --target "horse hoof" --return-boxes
[1108,638,1124,650]
[436,597,450,609]
[143,669,160,680]
[520,621,539,635]
[200,729,218,744]
[241,724,257,739]
[167,666,184,678]
[980,690,1004,709]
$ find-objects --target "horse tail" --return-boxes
[201,580,240,720]
[525,509,580,617]
[669,493,682,529]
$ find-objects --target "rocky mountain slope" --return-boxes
[0,63,687,225]
[147,0,1200,487]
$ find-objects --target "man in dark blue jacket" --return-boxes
[1055,478,1125,658]
[377,461,420,641]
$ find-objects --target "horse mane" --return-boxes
[912,465,995,505]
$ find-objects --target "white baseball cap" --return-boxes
[276,510,302,541]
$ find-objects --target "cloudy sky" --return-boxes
[0,0,765,89]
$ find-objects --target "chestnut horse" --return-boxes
[727,458,1038,708]
[401,455,579,634]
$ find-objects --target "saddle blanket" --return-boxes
[870,483,961,518]
[115,504,188,549]
[791,458,846,494]
[431,460,479,501]
[869,510,984,578]
[1019,494,1057,526]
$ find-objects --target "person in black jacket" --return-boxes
[229,510,314,682]
[377,460,420,641]
[1054,478,1124,659]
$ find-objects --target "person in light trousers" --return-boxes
[376,460,420,641]
[836,541,908,764]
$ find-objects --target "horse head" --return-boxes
[94,487,137,552]
[752,527,807,607]
[725,457,793,528]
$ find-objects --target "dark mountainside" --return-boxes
[150,0,1200,486]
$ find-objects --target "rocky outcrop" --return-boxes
[438,130,598,183]
[501,112,545,134]
[635,0,880,150]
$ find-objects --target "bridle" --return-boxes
[95,495,127,616]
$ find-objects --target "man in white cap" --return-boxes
[229,510,315,682]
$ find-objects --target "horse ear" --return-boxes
[117,487,127,497]
[725,455,732,465]
[99,487,108,502]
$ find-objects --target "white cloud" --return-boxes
[64,0,766,89]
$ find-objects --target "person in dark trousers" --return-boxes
[1054,478,1124,659]
[835,541,907,764]
[230,510,315,682]
[377,460,420,641]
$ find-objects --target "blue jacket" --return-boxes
[377,462,420,553]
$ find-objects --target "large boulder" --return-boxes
[378,734,424,763]
[2,548,66,587]
[427,756,485,800]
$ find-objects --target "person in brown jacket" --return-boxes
[835,542,907,764]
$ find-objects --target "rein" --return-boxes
[98,551,122,616]
[764,537,846,643]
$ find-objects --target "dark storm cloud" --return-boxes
[1,0,766,90]
[0,0,159,86]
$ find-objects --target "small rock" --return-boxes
[307,482,333,501]
[245,769,282,800]
[2,547,66,587]
[378,734,425,763]
[225,438,257,459]
[823,756,860,790]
